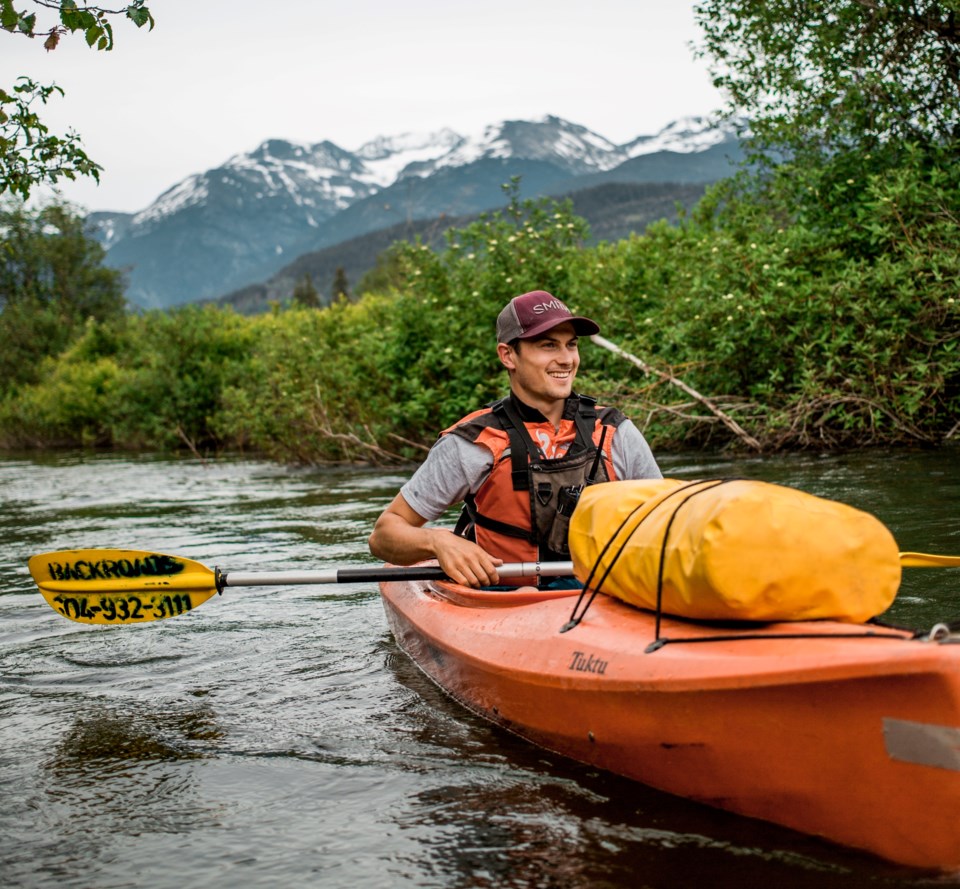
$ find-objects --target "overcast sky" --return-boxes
[3,1,726,213]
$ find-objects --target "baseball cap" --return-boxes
[496,290,600,343]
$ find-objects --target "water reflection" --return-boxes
[398,780,864,889]
[13,699,226,886]
[47,698,221,776]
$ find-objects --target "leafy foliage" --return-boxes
[0,78,101,199]
[1,0,154,50]
[1,305,254,449]
[694,0,960,158]
[4,168,956,459]
[1,1,154,199]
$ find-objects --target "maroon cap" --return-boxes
[496,291,600,343]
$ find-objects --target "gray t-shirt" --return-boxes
[401,418,661,522]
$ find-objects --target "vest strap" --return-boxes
[572,395,597,446]
[493,399,542,491]
[459,493,533,541]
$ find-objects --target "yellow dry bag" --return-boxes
[568,478,901,622]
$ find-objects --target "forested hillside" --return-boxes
[214,180,709,314]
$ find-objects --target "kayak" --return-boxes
[379,573,960,871]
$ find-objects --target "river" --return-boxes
[1,448,958,888]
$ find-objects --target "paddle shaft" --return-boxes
[899,552,960,568]
[219,561,576,589]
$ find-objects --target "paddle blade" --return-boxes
[28,549,218,625]
[900,552,960,568]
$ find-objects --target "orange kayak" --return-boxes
[379,576,960,871]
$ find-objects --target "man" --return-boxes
[368,290,661,587]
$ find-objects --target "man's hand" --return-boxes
[429,530,503,587]
[368,493,503,587]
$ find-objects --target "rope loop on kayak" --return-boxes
[923,623,956,643]
[560,478,736,637]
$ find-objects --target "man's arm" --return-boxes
[611,419,662,480]
[368,493,503,587]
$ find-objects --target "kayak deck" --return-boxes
[380,576,960,871]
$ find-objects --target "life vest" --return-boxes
[444,394,624,585]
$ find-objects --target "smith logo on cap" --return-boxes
[532,298,571,316]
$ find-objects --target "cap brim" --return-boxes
[517,315,600,339]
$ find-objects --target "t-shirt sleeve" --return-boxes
[610,419,662,480]
[400,434,494,522]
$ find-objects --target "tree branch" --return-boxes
[590,334,763,451]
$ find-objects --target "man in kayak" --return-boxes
[368,290,662,587]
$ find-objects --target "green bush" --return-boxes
[0,305,255,449]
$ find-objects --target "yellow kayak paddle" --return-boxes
[27,548,575,625]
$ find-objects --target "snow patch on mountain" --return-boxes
[419,116,628,177]
[624,115,729,158]
[134,174,210,226]
[223,139,371,209]
[355,129,464,186]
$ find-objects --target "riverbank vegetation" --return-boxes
[1,0,957,461]
[1,161,956,461]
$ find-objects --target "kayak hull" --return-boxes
[380,577,960,871]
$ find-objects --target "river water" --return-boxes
[1,448,958,888]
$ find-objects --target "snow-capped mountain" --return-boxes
[400,116,627,179]
[92,115,742,309]
[624,115,737,157]
[133,140,373,232]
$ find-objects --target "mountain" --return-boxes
[90,116,744,310]
[216,181,710,314]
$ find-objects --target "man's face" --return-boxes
[498,321,580,411]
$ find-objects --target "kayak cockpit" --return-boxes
[428,581,581,608]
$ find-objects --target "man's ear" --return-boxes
[497,342,517,371]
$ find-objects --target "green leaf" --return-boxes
[59,1,79,30]
[1,1,18,30]
[126,5,153,29]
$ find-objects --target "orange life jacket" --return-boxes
[444,394,623,585]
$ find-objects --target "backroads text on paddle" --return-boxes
[42,553,186,582]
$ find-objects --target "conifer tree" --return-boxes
[331,267,350,302]
[0,201,125,392]
[292,274,321,309]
